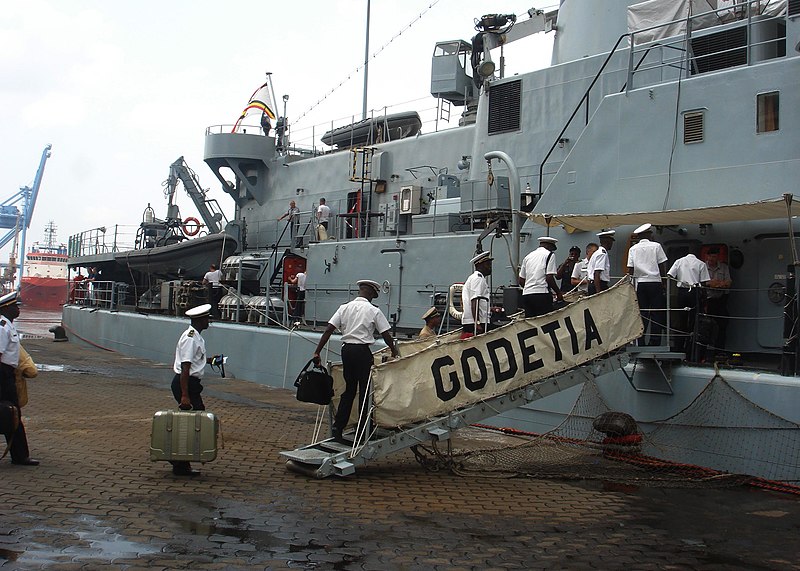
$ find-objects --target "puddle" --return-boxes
[17,515,160,565]
[36,364,94,374]
[178,518,283,551]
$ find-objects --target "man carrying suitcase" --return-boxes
[170,303,216,476]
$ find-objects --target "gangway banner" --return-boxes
[370,279,643,428]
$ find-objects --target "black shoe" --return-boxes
[172,466,201,476]
[12,458,40,466]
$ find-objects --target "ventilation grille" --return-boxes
[488,80,521,135]
[790,0,799,16]
[683,112,704,144]
[690,27,747,74]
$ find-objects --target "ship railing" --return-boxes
[68,225,137,257]
[616,274,788,371]
[627,0,788,91]
[69,279,117,309]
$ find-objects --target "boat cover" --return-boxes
[627,0,786,45]
[527,194,795,232]
[364,278,641,428]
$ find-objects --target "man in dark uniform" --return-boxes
[170,303,217,476]
[0,291,38,466]
[313,280,399,442]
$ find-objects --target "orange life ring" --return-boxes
[182,217,201,236]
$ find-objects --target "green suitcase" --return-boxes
[149,409,219,463]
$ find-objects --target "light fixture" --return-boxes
[478,59,496,78]
[457,156,471,170]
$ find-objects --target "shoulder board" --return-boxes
[187,330,195,337]
[0,319,6,327]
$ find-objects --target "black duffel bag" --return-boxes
[294,359,334,405]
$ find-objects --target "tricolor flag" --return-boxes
[233,81,276,131]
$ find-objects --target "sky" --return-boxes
[0,0,554,258]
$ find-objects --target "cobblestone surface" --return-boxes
[0,338,798,570]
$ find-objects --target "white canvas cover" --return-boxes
[527,195,795,232]
[368,279,642,428]
[628,0,787,45]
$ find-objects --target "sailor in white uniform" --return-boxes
[518,236,563,317]
[626,223,668,346]
[313,280,398,441]
[461,251,493,338]
[0,291,38,466]
[587,230,616,294]
[170,303,217,476]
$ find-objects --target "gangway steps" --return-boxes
[281,352,629,478]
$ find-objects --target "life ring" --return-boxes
[448,283,464,320]
[182,217,201,236]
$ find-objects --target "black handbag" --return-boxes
[294,359,335,405]
[0,401,20,437]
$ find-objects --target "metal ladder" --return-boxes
[281,352,629,478]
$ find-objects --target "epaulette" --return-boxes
[0,319,6,327]
[188,330,195,337]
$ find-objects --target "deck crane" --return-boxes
[164,156,227,235]
[0,144,52,288]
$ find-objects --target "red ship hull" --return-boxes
[20,277,69,310]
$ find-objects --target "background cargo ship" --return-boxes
[20,222,68,310]
[65,1,800,481]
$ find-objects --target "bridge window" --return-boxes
[757,91,779,133]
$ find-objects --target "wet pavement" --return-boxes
[1,337,799,570]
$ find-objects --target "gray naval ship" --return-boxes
[66,1,800,480]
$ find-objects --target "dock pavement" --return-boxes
[1,337,799,570]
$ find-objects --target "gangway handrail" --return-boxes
[281,352,629,478]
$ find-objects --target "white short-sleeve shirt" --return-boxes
[0,318,20,367]
[627,239,667,283]
[461,271,489,325]
[587,246,610,283]
[203,269,221,285]
[518,247,557,295]
[173,326,207,378]
[317,204,331,224]
[571,258,590,292]
[329,296,390,344]
[295,272,307,291]
[668,254,710,288]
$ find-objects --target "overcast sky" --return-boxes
[0,0,554,257]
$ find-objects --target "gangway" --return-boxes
[282,352,629,478]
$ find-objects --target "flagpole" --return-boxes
[362,0,371,120]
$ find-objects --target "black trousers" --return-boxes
[706,295,729,352]
[334,344,374,434]
[588,281,608,295]
[522,293,553,318]
[170,374,205,470]
[0,363,30,462]
[676,288,702,359]
[293,290,306,319]
[208,286,223,318]
[636,282,666,346]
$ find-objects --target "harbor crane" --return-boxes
[0,145,52,288]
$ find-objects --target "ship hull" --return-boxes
[20,277,68,310]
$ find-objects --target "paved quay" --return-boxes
[1,337,799,570]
